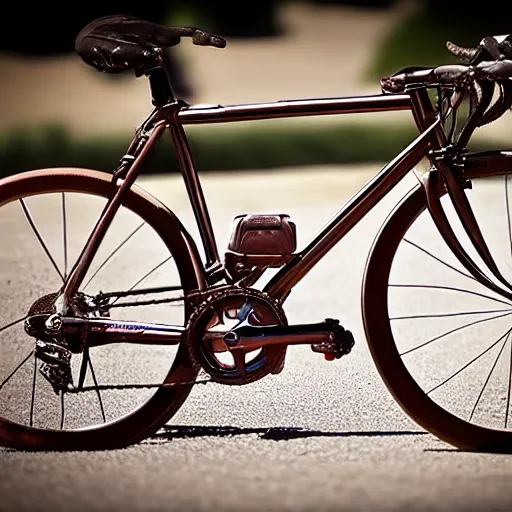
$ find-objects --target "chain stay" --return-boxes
[41,287,196,393]
[63,287,280,393]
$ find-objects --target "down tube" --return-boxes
[264,120,440,300]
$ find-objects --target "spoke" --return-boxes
[62,193,68,279]
[83,221,146,290]
[29,353,37,427]
[111,255,173,306]
[468,332,510,422]
[506,175,512,260]
[0,350,33,391]
[400,311,512,356]
[391,307,512,321]
[426,327,512,395]
[77,348,89,390]
[60,391,65,430]
[20,198,64,282]
[506,337,512,428]
[87,356,106,423]
[128,255,173,292]
[404,238,476,283]
[389,284,512,306]
[0,315,27,334]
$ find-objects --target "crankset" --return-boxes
[224,317,355,361]
[185,288,289,385]
[185,287,355,385]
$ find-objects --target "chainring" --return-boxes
[185,287,288,385]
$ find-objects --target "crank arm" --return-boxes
[205,329,331,352]
[209,318,355,359]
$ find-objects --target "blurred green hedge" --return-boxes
[0,121,495,179]
[366,5,510,82]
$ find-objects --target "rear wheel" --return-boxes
[364,173,512,452]
[0,169,201,451]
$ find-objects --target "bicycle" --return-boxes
[2,15,512,452]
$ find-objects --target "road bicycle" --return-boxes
[3,15,512,452]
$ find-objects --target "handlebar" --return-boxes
[380,36,512,149]
[381,59,512,93]
[381,33,512,93]
[378,34,512,149]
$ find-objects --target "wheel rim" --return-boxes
[364,175,512,451]
[0,170,199,449]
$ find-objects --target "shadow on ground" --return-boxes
[146,425,428,443]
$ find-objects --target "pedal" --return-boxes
[310,318,355,361]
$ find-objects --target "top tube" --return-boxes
[177,94,411,125]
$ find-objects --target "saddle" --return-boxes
[75,14,227,76]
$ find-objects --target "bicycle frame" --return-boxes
[10,18,512,452]
[54,83,512,348]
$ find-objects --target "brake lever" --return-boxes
[474,59,512,81]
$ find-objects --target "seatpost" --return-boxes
[147,66,175,108]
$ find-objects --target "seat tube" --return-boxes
[168,112,220,268]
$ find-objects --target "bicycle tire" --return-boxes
[0,168,203,451]
[363,176,512,452]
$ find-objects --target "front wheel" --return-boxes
[363,172,512,452]
[0,168,202,451]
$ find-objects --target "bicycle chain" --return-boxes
[67,290,198,393]
[68,287,285,392]
[68,376,212,393]
[107,296,185,308]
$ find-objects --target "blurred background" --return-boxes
[0,0,511,176]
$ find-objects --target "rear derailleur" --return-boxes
[25,312,75,394]
[24,292,109,394]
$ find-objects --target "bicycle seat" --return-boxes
[75,14,227,76]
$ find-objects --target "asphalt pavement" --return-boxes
[1,165,512,512]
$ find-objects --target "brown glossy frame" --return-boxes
[55,84,512,348]
[59,89,424,307]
